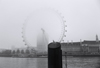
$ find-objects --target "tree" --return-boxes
[25,49,30,54]
[1,50,12,57]
[21,50,24,54]
[12,50,15,54]
[16,49,20,54]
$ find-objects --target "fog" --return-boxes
[0,0,100,49]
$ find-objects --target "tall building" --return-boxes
[37,28,48,53]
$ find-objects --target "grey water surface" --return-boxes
[0,57,100,68]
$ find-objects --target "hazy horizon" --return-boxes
[0,0,100,49]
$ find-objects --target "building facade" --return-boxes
[61,35,100,55]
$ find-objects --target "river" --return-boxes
[0,57,100,68]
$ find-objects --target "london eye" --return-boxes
[22,8,67,51]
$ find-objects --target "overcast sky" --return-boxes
[0,0,100,49]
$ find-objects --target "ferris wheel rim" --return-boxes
[22,8,67,47]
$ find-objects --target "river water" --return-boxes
[0,57,100,68]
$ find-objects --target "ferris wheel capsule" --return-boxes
[25,43,27,45]
[64,35,66,37]
[61,40,64,42]
[65,25,67,27]
[62,16,64,18]
[65,30,67,32]
[23,40,25,42]
[22,36,23,38]
[63,20,66,22]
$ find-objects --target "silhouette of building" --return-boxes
[96,34,99,42]
[11,46,36,57]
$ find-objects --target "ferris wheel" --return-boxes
[22,8,67,48]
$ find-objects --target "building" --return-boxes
[82,40,100,54]
[61,35,100,55]
[61,41,82,55]
[37,28,48,53]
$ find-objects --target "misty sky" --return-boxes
[0,0,100,49]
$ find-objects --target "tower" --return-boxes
[37,28,48,52]
[96,34,99,42]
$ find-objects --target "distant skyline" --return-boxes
[0,0,100,49]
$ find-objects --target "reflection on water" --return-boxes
[0,57,100,68]
[37,58,47,68]
[0,57,47,68]
[0,58,36,68]
[65,57,100,68]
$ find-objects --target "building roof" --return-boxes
[61,42,81,47]
[82,40,100,44]
[61,40,100,46]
